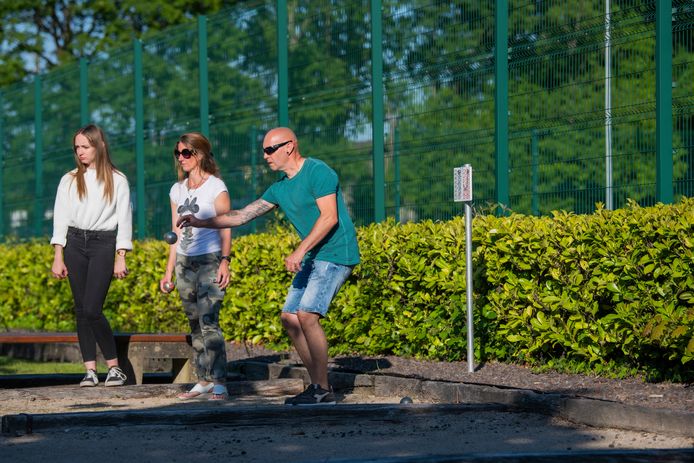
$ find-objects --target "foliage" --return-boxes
[328,218,476,360]
[2,1,692,243]
[1,198,692,382]
[0,0,234,86]
[476,197,694,381]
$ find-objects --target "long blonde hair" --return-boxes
[71,124,118,203]
[175,132,221,181]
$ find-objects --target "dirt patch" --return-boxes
[326,354,693,412]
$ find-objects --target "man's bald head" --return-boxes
[264,127,297,147]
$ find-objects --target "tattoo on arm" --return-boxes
[224,199,275,226]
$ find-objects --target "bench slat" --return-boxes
[0,334,78,343]
[0,333,190,344]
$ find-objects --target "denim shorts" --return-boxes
[282,259,354,317]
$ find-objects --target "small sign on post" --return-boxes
[453,164,474,373]
[453,164,473,202]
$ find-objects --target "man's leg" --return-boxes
[296,311,329,389]
[282,260,352,402]
[281,312,314,373]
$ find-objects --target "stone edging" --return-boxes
[234,360,694,438]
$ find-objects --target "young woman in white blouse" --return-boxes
[160,132,231,400]
[50,124,132,387]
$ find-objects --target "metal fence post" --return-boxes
[249,126,257,233]
[495,0,509,215]
[277,0,289,127]
[34,76,44,237]
[198,15,209,137]
[371,0,385,222]
[134,39,146,240]
[80,58,89,126]
[656,0,673,204]
[604,0,613,210]
[0,91,4,239]
[394,125,400,223]
[531,129,539,216]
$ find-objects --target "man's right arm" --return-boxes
[177,198,276,229]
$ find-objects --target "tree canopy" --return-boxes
[0,0,233,86]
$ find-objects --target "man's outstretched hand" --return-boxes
[177,215,203,228]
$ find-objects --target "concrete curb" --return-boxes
[233,360,694,438]
[1,403,510,435]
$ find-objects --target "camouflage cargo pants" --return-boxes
[175,252,227,381]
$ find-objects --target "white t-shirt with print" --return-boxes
[169,175,227,257]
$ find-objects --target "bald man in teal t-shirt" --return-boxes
[178,127,359,405]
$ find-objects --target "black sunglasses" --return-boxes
[174,148,195,159]
[263,140,292,155]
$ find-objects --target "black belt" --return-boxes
[67,226,117,238]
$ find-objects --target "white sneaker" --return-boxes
[80,369,99,387]
[104,366,127,386]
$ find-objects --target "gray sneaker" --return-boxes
[285,384,336,406]
[79,369,99,387]
[104,366,127,387]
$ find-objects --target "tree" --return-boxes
[0,0,231,87]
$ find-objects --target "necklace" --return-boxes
[187,175,207,192]
[179,175,205,218]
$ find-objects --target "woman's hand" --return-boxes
[160,275,172,293]
[51,258,68,279]
[51,245,68,279]
[217,262,230,289]
[113,254,129,279]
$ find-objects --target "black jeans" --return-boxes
[64,227,118,363]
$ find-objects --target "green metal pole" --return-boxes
[371,0,385,222]
[277,0,289,126]
[34,76,44,236]
[198,16,209,136]
[531,130,539,216]
[0,92,4,239]
[394,124,400,223]
[494,0,509,215]
[249,126,257,233]
[656,0,673,204]
[134,39,146,240]
[80,57,89,126]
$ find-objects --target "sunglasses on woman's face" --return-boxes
[174,148,195,159]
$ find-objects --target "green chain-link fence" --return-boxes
[0,0,691,241]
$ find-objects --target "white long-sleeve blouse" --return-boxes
[50,168,133,251]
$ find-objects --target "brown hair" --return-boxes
[174,132,221,181]
[71,124,118,202]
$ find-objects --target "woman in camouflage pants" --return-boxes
[160,132,231,400]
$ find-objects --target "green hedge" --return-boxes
[1,199,692,381]
[475,199,693,381]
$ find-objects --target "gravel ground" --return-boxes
[1,343,692,463]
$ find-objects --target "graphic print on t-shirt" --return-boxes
[177,197,199,252]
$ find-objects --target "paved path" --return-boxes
[2,403,692,463]
[1,361,692,462]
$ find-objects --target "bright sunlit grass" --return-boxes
[0,356,89,375]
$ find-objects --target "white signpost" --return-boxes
[453,165,474,373]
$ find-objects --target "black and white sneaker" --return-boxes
[285,384,336,406]
[80,369,99,387]
[104,366,127,387]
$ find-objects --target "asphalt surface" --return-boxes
[1,360,692,462]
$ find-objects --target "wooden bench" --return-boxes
[0,332,194,386]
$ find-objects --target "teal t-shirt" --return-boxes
[262,158,360,266]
